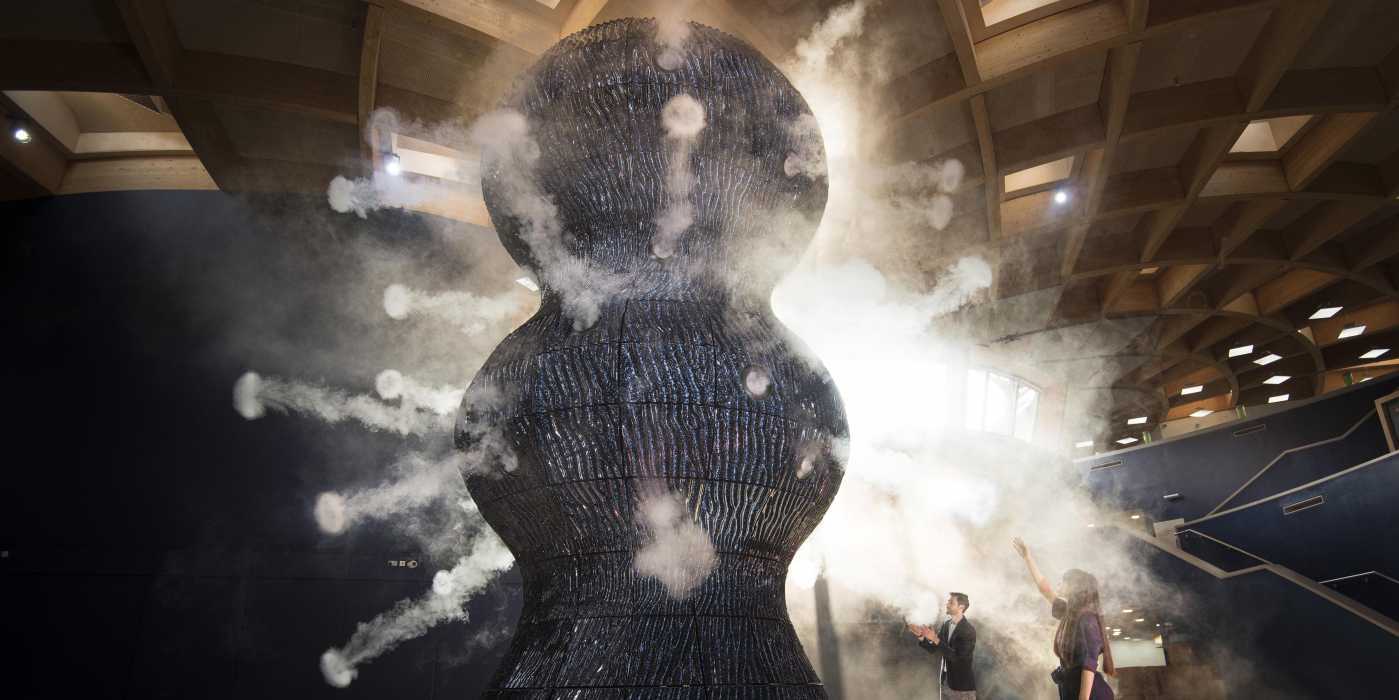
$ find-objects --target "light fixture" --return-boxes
[384,152,403,176]
[1263,375,1290,385]
[1310,306,1343,320]
[1074,440,1094,448]
[1116,436,1139,445]
[1268,393,1290,404]
[1229,344,1254,358]
[1190,409,1213,418]
[1360,348,1389,360]
[1127,416,1148,425]
[514,276,540,292]
[1087,523,1096,528]
[1122,608,1133,613]
[1181,385,1204,395]
[1254,353,1281,365]
[1338,324,1366,340]
[1053,189,1069,205]
[1135,617,1145,622]
[1130,514,1141,520]
[11,123,31,143]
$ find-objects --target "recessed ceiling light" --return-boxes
[1053,190,1069,205]
[1116,436,1139,445]
[1338,324,1366,340]
[1229,344,1254,358]
[1122,608,1134,613]
[1130,514,1141,520]
[384,152,403,176]
[1263,375,1290,385]
[514,276,540,292]
[1254,353,1281,365]
[1181,385,1204,395]
[1309,306,1343,319]
[1127,416,1148,425]
[1268,394,1290,404]
[11,125,31,143]
[1190,409,1213,418]
[1134,618,1145,622]
[1361,348,1389,360]
[1074,440,1094,448]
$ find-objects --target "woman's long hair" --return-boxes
[1053,569,1116,677]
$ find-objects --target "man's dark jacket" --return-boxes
[918,617,977,692]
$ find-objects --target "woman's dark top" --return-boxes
[1051,598,1114,700]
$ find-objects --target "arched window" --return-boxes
[965,368,1039,441]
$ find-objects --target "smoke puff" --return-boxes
[233,371,265,419]
[320,649,356,688]
[661,94,706,138]
[315,492,348,534]
[383,284,411,320]
[375,369,405,400]
[633,491,717,599]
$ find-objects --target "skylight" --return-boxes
[1116,436,1139,445]
[1360,348,1390,360]
[1309,306,1342,320]
[1181,385,1203,395]
[1127,416,1148,425]
[1229,345,1254,358]
[1268,394,1290,404]
[1263,375,1290,385]
[1338,324,1366,340]
[1254,353,1281,366]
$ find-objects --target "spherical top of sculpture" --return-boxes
[478,18,829,299]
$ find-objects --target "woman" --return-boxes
[1012,537,1116,700]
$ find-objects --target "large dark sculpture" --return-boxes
[457,18,846,697]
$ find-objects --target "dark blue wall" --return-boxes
[0,192,518,698]
[1190,452,1399,587]
[1080,375,1399,522]
[1107,529,1399,698]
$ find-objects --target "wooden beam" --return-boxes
[1235,0,1333,113]
[359,4,385,167]
[376,0,558,55]
[971,95,999,237]
[71,132,193,158]
[974,0,1126,82]
[937,0,982,85]
[0,40,152,93]
[1158,264,1214,307]
[1281,112,1378,190]
[58,156,215,194]
[1214,199,1286,257]
[1254,267,1339,315]
[561,0,610,36]
[1283,201,1384,260]
[113,0,179,89]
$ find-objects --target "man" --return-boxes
[907,592,977,699]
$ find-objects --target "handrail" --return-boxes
[1319,570,1399,587]
[1176,528,1272,568]
[1116,525,1399,638]
[1206,410,1377,516]
[1186,449,1399,527]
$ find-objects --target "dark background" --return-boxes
[0,190,520,698]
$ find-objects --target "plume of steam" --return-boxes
[314,451,467,535]
[653,95,707,259]
[472,109,628,330]
[374,369,463,416]
[632,489,717,599]
[232,371,452,436]
[320,531,514,687]
[785,114,827,180]
[654,1,698,71]
[382,283,525,336]
[327,172,461,219]
[794,0,871,76]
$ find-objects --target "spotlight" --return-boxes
[384,152,402,176]
[1053,190,1069,205]
[11,124,32,143]
[1130,514,1141,520]
[1116,436,1138,445]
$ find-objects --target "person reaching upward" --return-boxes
[1012,537,1116,700]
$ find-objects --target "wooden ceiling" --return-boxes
[1,0,1397,448]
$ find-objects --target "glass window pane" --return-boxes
[985,372,1014,435]
[1015,384,1039,441]
[965,369,986,431]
